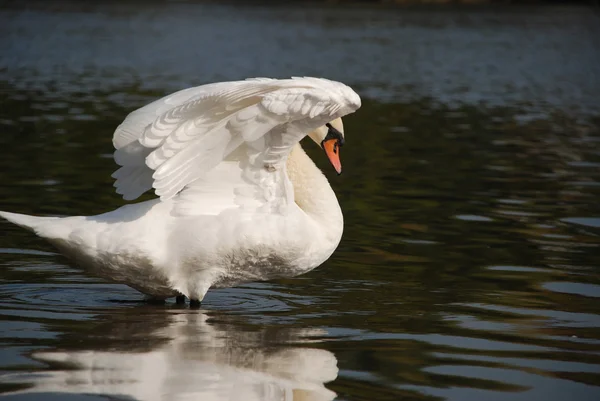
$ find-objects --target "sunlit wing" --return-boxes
[111,77,361,206]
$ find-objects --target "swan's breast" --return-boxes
[178,208,339,287]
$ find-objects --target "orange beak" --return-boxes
[322,138,342,175]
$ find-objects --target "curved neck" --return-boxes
[286,144,344,245]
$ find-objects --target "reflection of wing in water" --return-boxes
[2,311,338,401]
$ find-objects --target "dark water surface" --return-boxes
[1,2,600,401]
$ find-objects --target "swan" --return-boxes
[0,77,361,305]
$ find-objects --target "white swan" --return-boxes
[0,77,361,304]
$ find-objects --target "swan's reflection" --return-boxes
[9,310,338,401]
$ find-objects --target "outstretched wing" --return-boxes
[111,77,361,201]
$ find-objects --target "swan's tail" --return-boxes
[0,211,48,231]
[0,211,67,238]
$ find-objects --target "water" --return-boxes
[1,2,600,400]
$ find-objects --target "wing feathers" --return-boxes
[112,165,154,201]
[111,77,361,201]
[112,86,208,150]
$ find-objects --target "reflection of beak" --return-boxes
[322,138,342,175]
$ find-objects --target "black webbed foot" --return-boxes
[189,299,201,308]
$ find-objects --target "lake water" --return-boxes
[1,2,599,401]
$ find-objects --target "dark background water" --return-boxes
[1,2,599,400]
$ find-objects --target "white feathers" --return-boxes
[112,86,207,150]
[111,77,361,201]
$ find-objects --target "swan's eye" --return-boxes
[322,123,344,149]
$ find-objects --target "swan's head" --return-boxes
[308,118,345,175]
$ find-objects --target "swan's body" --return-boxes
[0,77,361,303]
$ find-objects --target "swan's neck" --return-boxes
[286,144,343,245]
